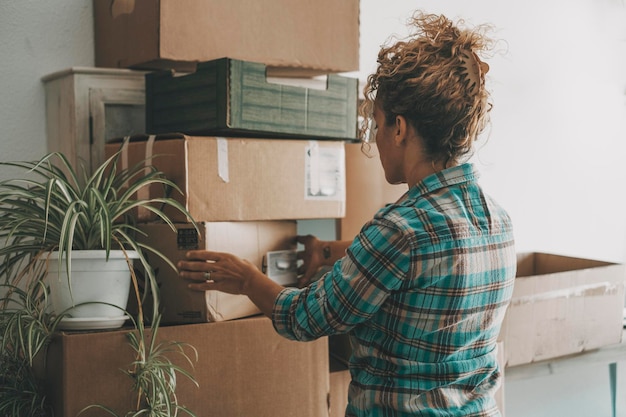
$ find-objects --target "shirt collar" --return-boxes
[408,162,479,198]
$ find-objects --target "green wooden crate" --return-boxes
[145,58,358,140]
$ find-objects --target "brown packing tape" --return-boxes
[141,135,156,186]
[183,137,190,200]
[508,282,623,306]
[120,136,130,184]
[136,136,155,219]
[110,0,135,19]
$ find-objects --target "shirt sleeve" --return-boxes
[272,219,411,341]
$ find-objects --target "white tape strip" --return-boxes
[217,137,229,183]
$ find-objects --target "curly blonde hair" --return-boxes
[360,11,495,166]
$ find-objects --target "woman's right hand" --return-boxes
[296,234,326,287]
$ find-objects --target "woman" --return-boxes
[178,11,516,417]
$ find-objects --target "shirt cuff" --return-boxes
[271,287,300,339]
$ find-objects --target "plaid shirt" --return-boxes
[273,163,516,417]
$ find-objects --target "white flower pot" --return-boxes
[45,250,139,330]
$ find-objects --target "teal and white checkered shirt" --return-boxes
[273,163,516,417]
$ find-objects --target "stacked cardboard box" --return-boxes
[94,0,360,322]
[107,135,346,223]
[79,3,361,416]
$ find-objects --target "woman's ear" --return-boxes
[394,115,408,146]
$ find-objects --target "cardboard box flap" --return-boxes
[516,252,615,277]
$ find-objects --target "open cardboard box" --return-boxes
[93,0,359,75]
[105,135,346,222]
[499,252,626,367]
[45,316,329,417]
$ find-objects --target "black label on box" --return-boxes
[177,228,199,250]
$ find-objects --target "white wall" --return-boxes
[356,0,626,263]
[0,1,94,163]
[1,1,626,416]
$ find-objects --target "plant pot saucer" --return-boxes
[58,315,129,331]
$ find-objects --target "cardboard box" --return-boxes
[499,252,626,367]
[137,220,297,324]
[106,135,346,221]
[329,357,350,417]
[45,316,329,417]
[328,333,352,366]
[337,142,406,240]
[93,0,359,75]
[496,342,505,417]
[145,58,359,140]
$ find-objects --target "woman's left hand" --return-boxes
[178,250,259,296]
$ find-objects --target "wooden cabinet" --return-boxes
[42,67,146,173]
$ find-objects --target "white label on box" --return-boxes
[304,141,345,201]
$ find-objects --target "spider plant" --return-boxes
[0,138,197,317]
[0,279,62,417]
[90,269,199,417]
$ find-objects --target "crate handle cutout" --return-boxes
[265,74,329,91]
